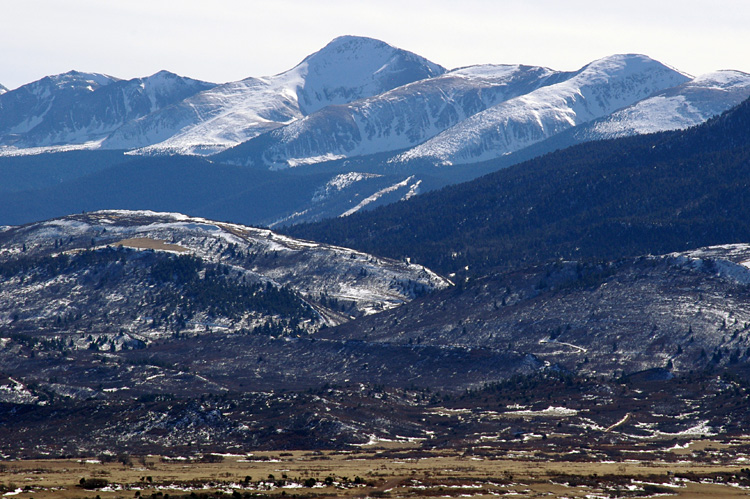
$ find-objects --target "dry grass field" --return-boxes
[2,441,750,499]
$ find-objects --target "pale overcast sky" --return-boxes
[1,0,748,89]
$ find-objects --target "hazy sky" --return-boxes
[1,0,748,89]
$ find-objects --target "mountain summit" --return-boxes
[293,35,446,114]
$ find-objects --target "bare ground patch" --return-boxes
[115,237,188,253]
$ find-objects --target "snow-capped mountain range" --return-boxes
[2,35,749,168]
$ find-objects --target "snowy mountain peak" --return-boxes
[148,69,179,79]
[580,53,688,77]
[299,35,436,70]
[135,71,215,106]
[142,70,184,87]
[290,35,446,115]
[559,54,691,99]
[41,70,119,90]
[142,70,214,88]
[303,35,393,60]
[0,83,7,95]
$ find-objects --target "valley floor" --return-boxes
[3,444,750,499]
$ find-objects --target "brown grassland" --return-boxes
[2,441,750,499]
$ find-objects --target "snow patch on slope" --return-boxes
[312,172,383,202]
[287,153,346,167]
[341,176,415,216]
[0,140,105,157]
[0,378,39,405]
[669,244,750,285]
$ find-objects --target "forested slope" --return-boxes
[284,98,750,276]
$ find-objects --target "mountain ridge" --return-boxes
[395,54,691,165]
[102,35,445,156]
[2,38,745,171]
[323,243,750,376]
[562,69,750,142]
